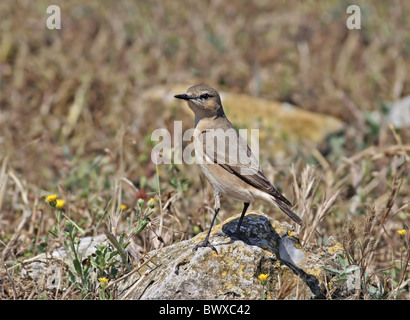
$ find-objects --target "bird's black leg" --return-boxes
[194,207,219,252]
[235,202,250,235]
[194,191,220,252]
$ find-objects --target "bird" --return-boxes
[174,85,302,251]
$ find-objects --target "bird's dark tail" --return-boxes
[270,196,303,226]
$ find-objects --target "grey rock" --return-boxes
[20,212,352,299]
[21,234,108,289]
[51,234,108,259]
[387,95,410,129]
[117,212,349,300]
[371,95,410,129]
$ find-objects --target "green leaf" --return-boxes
[99,289,106,300]
[73,258,83,277]
[337,254,350,268]
[63,213,85,235]
[68,269,77,285]
[105,251,113,262]
[48,227,59,238]
[104,230,130,271]
[332,277,348,284]
[136,220,148,233]
[324,267,342,275]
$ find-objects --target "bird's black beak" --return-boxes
[174,94,191,100]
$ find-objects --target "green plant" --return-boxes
[49,211,93,298]
[324,254,361,288]
[258,273,268,300]
[47,193,156,299]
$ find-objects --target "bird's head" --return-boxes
[174,85,224,117]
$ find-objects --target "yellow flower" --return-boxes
[148,197,155,208]
[397,229,406,237]
[120,204,127,211]
[55,199,66,209]
[98,277,109,284]
[46,194,57,203]
[258,273,269,284]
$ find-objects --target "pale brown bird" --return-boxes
[175,85,302,250]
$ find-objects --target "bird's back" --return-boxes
[195,116,292,206]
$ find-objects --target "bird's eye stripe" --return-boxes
[199,94,211,99]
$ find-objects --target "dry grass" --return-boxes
[0,0,409,299]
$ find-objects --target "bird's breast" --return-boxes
[198,162,255,202]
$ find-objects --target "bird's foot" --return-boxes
[194,239,218,253]
[235,225,242,237]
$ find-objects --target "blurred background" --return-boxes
[0,0,409,299]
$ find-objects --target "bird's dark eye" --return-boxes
[200,93,211,100]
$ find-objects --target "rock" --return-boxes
[117,212,351,300]
[21,234,108,290]
[51,234,108,259]
[19,212,354,299]
[142,85,345,158]
[371,95,410,129]
[21,259,62,290]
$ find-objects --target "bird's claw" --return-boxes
[194,240,218,253]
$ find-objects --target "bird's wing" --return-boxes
[198,127,292,206]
